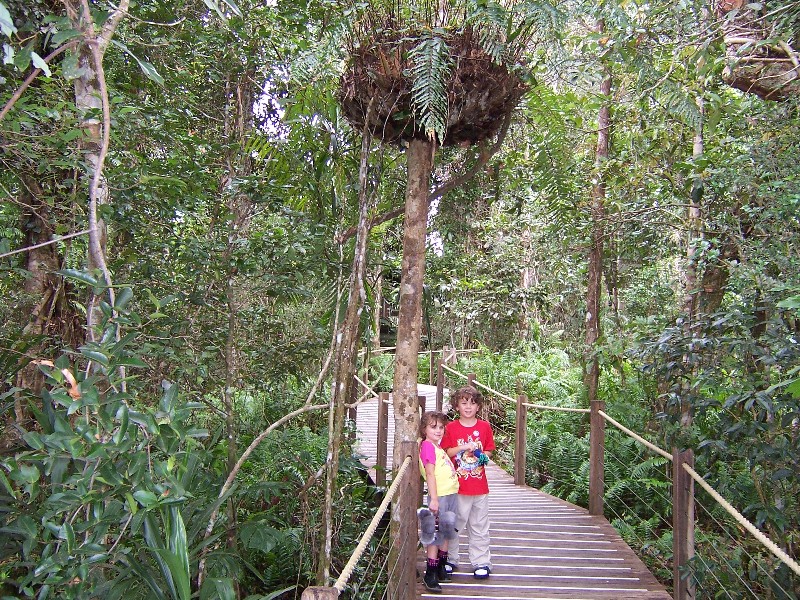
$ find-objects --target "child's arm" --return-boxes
[445,441,478,458]
[424,463,440,513]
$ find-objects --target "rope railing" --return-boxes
[598,410,674,461]
[442,363,590,413]
[441,363,466,380]
[682,462,800,578]
[332,455,413,593]
[438,361,800,595]
[524,403,590,413]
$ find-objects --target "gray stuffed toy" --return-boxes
[418,507,458,545]
[417,507,437,545]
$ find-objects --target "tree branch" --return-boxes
[0,42,77,124]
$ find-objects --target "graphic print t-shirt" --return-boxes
[441,419,496,495]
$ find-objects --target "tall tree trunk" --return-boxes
[680,96,704,428]
[220,71,256,594]
[388,137,432,600]
[316,125,376,584]
[585,41,611,407]
[64,1,127,341]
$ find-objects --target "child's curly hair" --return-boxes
[419,411,449,438]
[451,385,483,407]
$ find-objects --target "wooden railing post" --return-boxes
[514,388,528,486]
[436,354,444,412]
[589,399,605,515]
[389,441,420,600]
[673,448,695,600]
[467,372,475,387]
[376,392,389,487]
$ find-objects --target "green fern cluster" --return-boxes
[407,31,454,141]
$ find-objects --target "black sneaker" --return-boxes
[423,570,442,593]
[437,561,451,582]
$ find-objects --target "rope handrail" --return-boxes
[443,364,589,413]
[682,463,800,577]
[333,455,413,593]
[523,402,590,413]
[353,374,380,402]
[441,363,466,379]
[598,410,673,461]
[437,356,800,585]
[472,379,516,404]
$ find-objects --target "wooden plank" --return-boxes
[355,384,443,479]
[417,464,671,600]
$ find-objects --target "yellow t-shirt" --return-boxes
[419,440,459,496]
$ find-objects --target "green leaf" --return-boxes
[115,287,134,310]
[113,404,129,445]
[0,470,17,499]
[113,356,148,368]
[110,40,164,85]
[201,579,236,600]
[776,294,800,310]
[31,51,51,77]
[22,430,44,450]
[57,268,99,287]
[60,521,76,553]
[0,2,16,37]
[81,349,109,367]
[51,28,81,45]
[133,490,159,508]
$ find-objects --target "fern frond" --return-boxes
[407,31,454,141]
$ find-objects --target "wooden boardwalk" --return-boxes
[417,463,671,600]
[355,384,441,476]
[353,387,672,600]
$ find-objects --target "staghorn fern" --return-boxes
[406,31,454,142]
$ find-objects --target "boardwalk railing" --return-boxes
[302,456,414,600]
[327,350,798,599]
[439,362,800,600]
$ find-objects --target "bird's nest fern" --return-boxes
[338,0,561,145]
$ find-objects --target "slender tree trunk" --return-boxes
[388,137,432,600]
[585,38,611,407]
[317,124,377,584]
[373,268,384,352]
[219,72,256,593]
[680,96,704,428]
[64,0,127,340]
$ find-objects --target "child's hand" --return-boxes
[429,498,440,514]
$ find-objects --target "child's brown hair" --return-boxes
[419,411,448,438]
[451,385,483,407]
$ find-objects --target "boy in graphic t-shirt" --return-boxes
[441,385,495,579]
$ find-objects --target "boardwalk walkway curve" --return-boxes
[354,386,672,600]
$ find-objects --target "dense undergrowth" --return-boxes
[2,289,798,599]
[0,299,387,600]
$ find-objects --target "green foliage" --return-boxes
[407,31,454,143]
[0,315,226,598]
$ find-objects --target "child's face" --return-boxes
[424,420,446,443]
[456,397,479,419]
